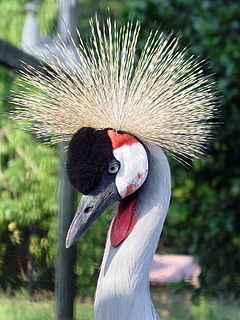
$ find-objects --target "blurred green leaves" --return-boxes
[0,0,114,296]
[125,0,240,296]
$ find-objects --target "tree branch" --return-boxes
[0,39,48,75]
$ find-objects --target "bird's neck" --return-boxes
[94,144,171,320]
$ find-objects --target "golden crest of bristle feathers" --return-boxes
[11,17,217,161]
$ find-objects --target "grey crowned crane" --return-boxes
[11,17,217,320]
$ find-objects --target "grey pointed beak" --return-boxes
[66,176,120,248]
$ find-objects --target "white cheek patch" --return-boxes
[113,142,148,198]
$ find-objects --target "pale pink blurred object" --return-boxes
[149,254,201,288]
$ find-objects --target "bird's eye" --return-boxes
[108,161,120,174]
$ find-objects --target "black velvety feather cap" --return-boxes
[67,127,113,194]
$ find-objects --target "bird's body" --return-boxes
[95,144,170,320]
[11,17,217,320]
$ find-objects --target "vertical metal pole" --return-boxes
[56,1,78,319]
[21,1,79,319]
[56,142,76,320]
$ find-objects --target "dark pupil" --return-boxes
[111,166,116,171]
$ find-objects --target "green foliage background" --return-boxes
[0,0,239,298]
[0,0,114,297]
[125,0,240,296]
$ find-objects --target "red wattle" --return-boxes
[110,197,139,247]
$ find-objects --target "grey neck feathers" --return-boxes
[94,144,171,320]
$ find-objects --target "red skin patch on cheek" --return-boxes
[110,197,139,247]
[107,130,137,150]
[138,172,144,179]
[124,183,138,198]
[124,171,148,198]
[138,169,148,180]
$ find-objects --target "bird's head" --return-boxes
[65,127,149,248]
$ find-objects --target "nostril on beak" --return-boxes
[84,206,93,214]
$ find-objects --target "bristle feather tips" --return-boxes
[10,17,217,161]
